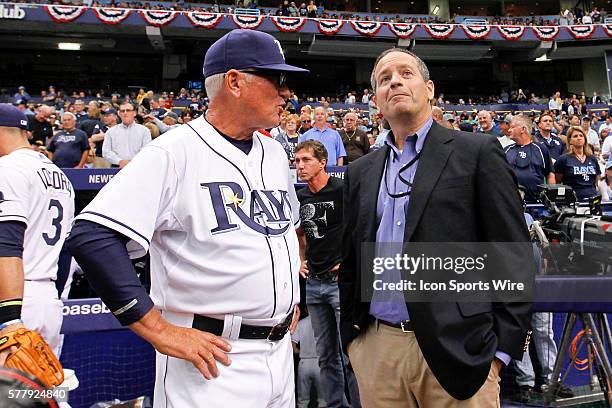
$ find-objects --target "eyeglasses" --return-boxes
[119,109,134,113]
[239,69,288,88]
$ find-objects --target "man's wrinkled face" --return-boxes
[373,51,434,120]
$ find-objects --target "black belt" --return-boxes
[192,313,292,341]
[378,319,414,332]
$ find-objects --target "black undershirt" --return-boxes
[207,120,253,155]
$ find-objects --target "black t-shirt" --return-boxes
[286,135,299,163]
[297,176,344,275]
[27,116,53,145]
[535,132,565,161]
[79,118,104,137]
[553,154,601,201]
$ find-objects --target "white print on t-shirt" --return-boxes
[300,201,334,239]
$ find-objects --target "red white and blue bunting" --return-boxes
[93,7,131,25]
[270,16,307,32]
[317,18,344,35]
[44,5,86,23]
[496,25,525,40]
[30,8,612,42]
[230,14,264,29]
[531,26,559,41]
[423,24,455,39]
[602,24,612,37]
[387,22,416,39]
[566,25,596,39]
[349,20,382,36]
[461,24,491,39]
[186,12,223,28]
[140,10,178,27]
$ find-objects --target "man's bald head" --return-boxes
[432,106,444,123]
[35,105,52,121]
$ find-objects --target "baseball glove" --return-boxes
[0,328,63,388]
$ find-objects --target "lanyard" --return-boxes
[384,149,422,199]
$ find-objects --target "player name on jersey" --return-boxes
[36,168,73,194]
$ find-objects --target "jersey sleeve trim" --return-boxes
[77,211,150,258]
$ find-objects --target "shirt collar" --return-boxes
[384,117,433,157]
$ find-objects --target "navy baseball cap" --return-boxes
[102,108,117,115]
[203,29,309,78]
[0,103,28,130]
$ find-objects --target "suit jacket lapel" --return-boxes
[359,145,388,242]
[403,123,454,242]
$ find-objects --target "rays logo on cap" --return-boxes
[20,119,27,127]
[274,39,285,60]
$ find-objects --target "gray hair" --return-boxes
[511,114,533,135]
[204,73,224,102]
[370,48,430,92]
[62,112,77,121]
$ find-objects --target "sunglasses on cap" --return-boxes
[238,69,288,88]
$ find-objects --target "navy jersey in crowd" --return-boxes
[47,128,89,168]
[504,142,553,203]
[534,132,565,161]
[553,154,601,201]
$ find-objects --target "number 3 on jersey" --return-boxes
[43,199,63,246]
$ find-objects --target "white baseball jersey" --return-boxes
[76,117,301,325]
[0,148,75,281]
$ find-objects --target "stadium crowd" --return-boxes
[3,0,610,26]
[7,83,612,202]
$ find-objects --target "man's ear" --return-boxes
[225,70,242,98]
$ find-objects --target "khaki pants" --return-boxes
[347,322,501,408]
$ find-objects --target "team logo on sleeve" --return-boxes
[201,182,293,235]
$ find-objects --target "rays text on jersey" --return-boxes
[201,181,293,235]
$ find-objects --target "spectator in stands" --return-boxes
[598,161,612,200]
[73,100,88,124]
[505,115,555,203]
[535,112,565,161]
[300,106,346,165]
[13,86,30,104]
[299,113,312,135]
[181,109,194,124]
[271,111,290,139]
[345,92,356,105]
[288,1,299,16]
[78,106,104,138]
[592,91,603,104]
[307,0,317,16]
[548,92,562,113]
[554,126,601,201]
[361,89,370,104]
[89,107,117,159]
[598,115,612,134]
[301,104,313,119]
[442,113,457,130]
[47,112,90,168]
[274,114,300,165]
[477,110,501,136]
[43,86,56,104]
[27,105,54,146]
[431,106,443,124]
[582,116,601,150]
[601,128,612,161]
[340,111,369,163]
[147,111,180,135]
[148,97,168,119]
[102,102,151,168]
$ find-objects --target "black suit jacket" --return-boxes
[340,122,533,400]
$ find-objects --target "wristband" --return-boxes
[0,299,23,325]
[0,319,22,331]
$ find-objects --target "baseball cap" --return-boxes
[443,113,454,122]
[582,115,591,121]
[0,103,28,130]
[161,111,179,121]
[503,114,513,123]
[102,108,117,115]
[203,29,309,78]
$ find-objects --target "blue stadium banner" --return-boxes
[61,298,122,334]
[62,168,118,190]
